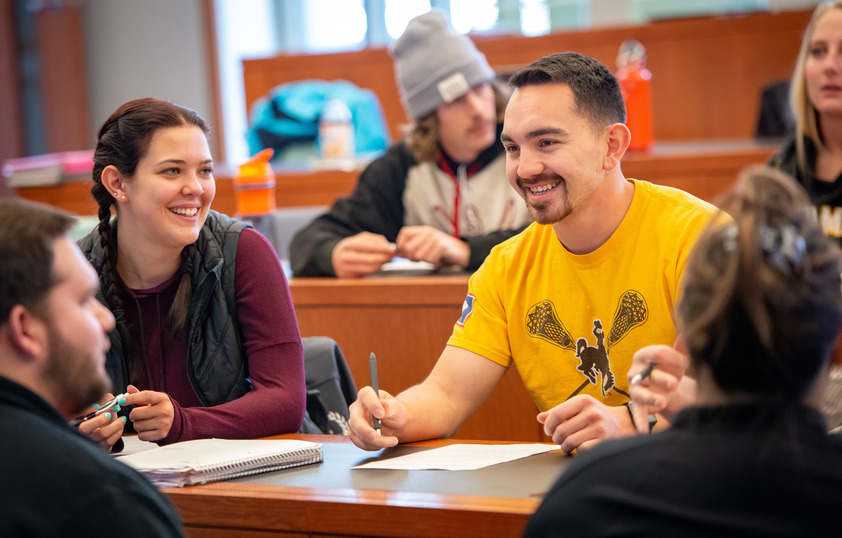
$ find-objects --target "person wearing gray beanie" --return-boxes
[391,10,496,120]
[290,12,531,279]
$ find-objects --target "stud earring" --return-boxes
[113,192,118,197]
[121,195,126,201]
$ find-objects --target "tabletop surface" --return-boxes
[223,439,571,500]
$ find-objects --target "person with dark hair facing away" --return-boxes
[527,166,842,537]
[290,11,532,278]
[347,52,717,453]
[77,97,305,447]
[0,199,184,537]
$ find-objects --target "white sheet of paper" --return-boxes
[371,257,437,276]
[115,435,159,457]
[351,443,559,471]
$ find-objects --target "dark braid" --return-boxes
[91,161,123,316]
[91,111,136,379]
[168,243,195,338]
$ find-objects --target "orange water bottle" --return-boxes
[616,39,654,152]
[233,148,276,217]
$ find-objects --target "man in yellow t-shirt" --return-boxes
[348,52,717,453]
[450,179,712,412]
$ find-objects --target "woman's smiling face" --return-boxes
[118,125,216,252]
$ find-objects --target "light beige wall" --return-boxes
[81,0,213,138]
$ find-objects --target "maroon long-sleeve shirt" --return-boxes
[121,228,305,444]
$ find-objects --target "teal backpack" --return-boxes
[246,79,391,161]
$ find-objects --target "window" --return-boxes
[451,0,498,33]
[385,0,431,39]
[304,0,368,52]
[520,0,550,36]
[215,0,279,165]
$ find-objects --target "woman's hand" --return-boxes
[123,385,175,442]
[627,344,692,433]
[76,393,127,450]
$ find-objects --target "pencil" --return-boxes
[68,392,129,428]
[369,352,382,435]
[630,362,658,386]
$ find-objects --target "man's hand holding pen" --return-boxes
[332,233,396,278]
[348,386,405,451]
[395,225,470,268]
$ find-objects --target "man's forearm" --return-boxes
[392,382,470,442]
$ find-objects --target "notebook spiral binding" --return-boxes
[198,447,324,483]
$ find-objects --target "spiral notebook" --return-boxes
[118,438,323,487]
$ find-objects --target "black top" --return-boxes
[771,134,842,245]
[525,403,841,537]
[0,376,184,537]
[289,125,527,276]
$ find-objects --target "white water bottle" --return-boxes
[319,97,355,161]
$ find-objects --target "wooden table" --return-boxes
[162,434,570,538]
[290,275,549,443]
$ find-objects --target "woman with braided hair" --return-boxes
[77,98,305,447]
[527,166,842,536]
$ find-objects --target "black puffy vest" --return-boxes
[78,211,252,405]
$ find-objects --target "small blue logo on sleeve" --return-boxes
[457,294,475,326]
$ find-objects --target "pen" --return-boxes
[69,392,129,428]
[630,362,658,386]
[369,352,381,435]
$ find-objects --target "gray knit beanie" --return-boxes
[390,11,495,119]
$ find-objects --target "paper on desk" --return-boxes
[370,257,437,276]
[115,435,159,457]
[351,443,559,471]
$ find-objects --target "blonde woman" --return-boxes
[771,0,842,431]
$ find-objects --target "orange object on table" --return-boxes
[616,39,654,152]
[234,148,276,217]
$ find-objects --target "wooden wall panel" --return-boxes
[0,0,21,197]
[290,276,550,442]
[35,6,91,152]
[243,10,812,144]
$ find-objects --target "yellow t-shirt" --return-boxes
[448,179,718,411]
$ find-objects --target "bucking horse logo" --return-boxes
[525,291,648,397]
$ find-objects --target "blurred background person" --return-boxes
[771,0,842,431]
[290,11,531,278]
[773,1,842,243]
